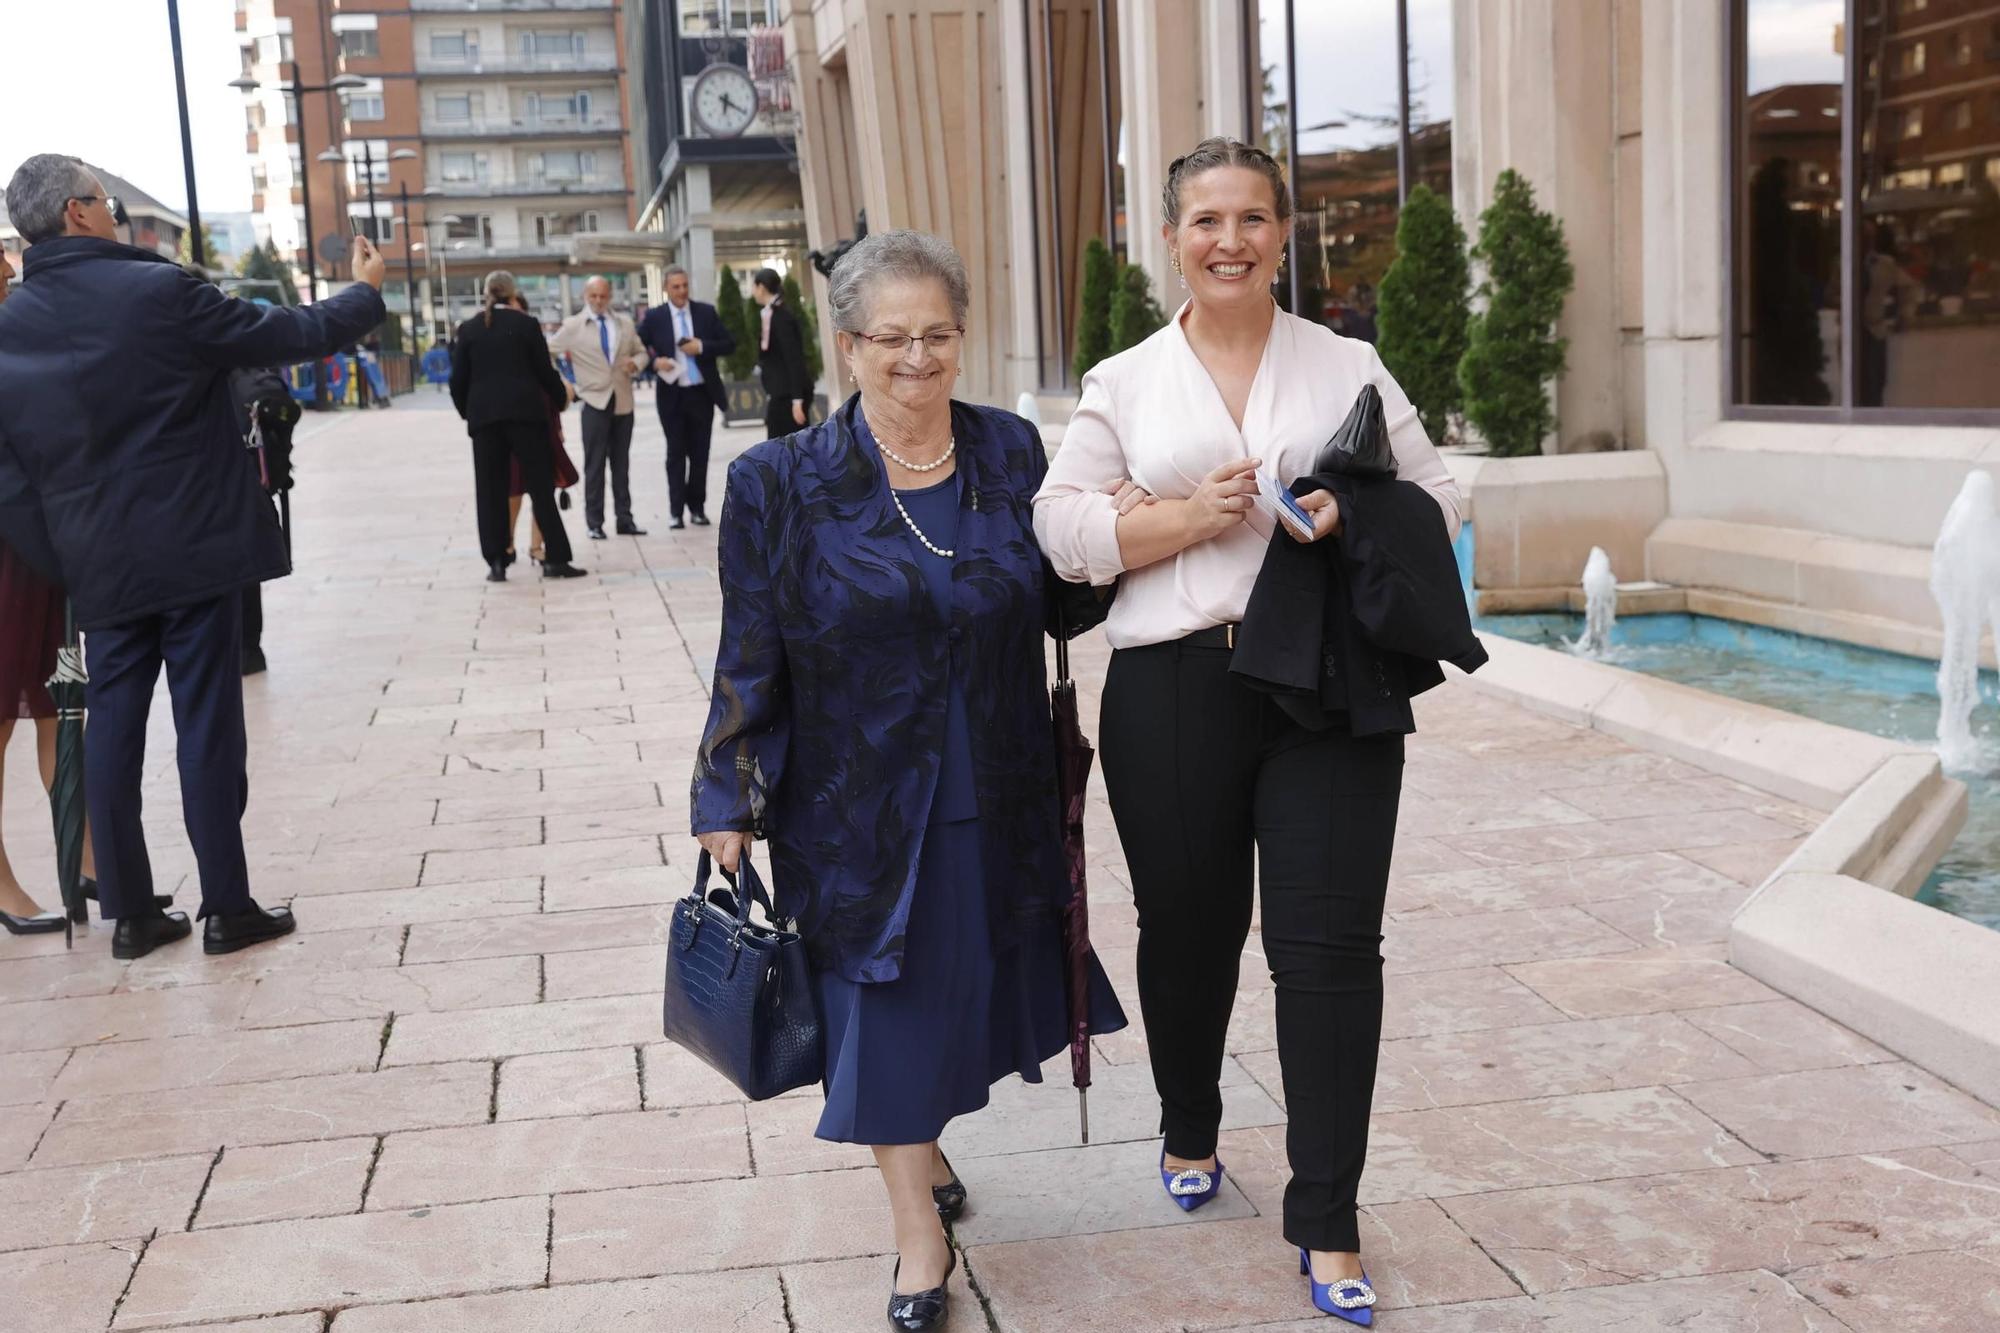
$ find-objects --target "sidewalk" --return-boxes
[2,396,1997,1332]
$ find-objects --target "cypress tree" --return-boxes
[716,266,758,380]
[1376,184,1470,444]
[1458,169,1574,457]
[781,272,823,384]
[1108,261,1167,354]
[1072,237,1115,378]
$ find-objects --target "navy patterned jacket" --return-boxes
[693,394,1082,984]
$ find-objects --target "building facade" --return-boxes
[789,0,2000,640]
[237,0,641,336]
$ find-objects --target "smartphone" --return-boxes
[1255,467,1318,540]
[348,217,368,237]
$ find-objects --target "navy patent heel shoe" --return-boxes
[1159,1148,1224,1212]
[932,1152,966,1223]
[1300,1248,1377,1325]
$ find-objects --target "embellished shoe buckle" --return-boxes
[1329,1279,1376,1310]
[1167,1168,1213,1197]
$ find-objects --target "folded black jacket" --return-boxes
[1229,390,1486,735]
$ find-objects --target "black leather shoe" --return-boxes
[689,510,711,527]
[887,1249,956,1331]
[541,562,588,579]
[668,517,686,531]
[486,562,507,583]
[82,878,174,914]
[1,911,66,935]
[241,647,268,677]
[615,522,648,536]
[932,1154,966,1222]
[203,901,296,955]
[588,527,607,540]
[113,910,193,960]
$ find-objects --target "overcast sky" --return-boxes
[0,1,250,215]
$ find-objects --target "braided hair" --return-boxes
[1161,137,1294,227]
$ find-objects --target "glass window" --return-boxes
[523,31,583,62]
[680,0,777,36]
[430,32,468,61]
[339,28,379,59]
[439,151,486,183]
[344,80,385,122]
[1263,0,1452,342]
[434,93,473,123]
[1734,0,1843,407]
[343,139,390,184]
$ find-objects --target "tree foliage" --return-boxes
[234,240,300,305]
[781,271,823,385]
[1376,184,1470,444]
[1458,170,1574,456]
[716,266,758,380]
[1108,261,1167,355]
[1072,236,1115,380]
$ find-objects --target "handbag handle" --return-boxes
[1055,600,1071,685]
[692,845,781,927]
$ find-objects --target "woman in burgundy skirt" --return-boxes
[503,292,579,564]
[0,537,77,933]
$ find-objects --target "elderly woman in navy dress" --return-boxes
[692,229,1125,1333]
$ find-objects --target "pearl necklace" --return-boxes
[877,435,956,473]
[889,482,955,559]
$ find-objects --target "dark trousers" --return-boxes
[764,397,802,440]
[580,402,635,531]
[473,420,571,567]
[657,385,717,518]
[1099,637,1404,1253]
[239,582,262,658]
[85,593,255,921]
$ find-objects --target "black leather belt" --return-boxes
[1180,624,1238,650]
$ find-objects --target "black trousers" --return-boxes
[764,397,802,440]
[85,593,254,920]
[239,582,262,658]
[473,420,572,566]
[1099,637,1404,1253]
[580,402,635,530]
[657,385,717,517]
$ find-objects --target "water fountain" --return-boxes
[1930,469,2000,774]
[1573,546,1618,657]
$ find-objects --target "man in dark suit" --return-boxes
[636,265,734,528]
[0,154,387,960]
[751,268,814,439]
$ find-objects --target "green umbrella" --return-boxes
[45,604,87,947]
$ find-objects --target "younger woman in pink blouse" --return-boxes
[1034,138,1464,1325]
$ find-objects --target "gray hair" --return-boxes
[481,269,518,326]
[6,154,98,243]
[1162,136,1293,227]
[663,265,689,283]
[826,230,969,334]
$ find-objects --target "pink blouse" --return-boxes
[1033,303,1465,650]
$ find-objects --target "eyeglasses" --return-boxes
[70,194,121,217]
[850,327,965,354]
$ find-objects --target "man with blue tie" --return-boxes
[637,266,735,529]
[632,262,736,528]
[551,275,648,538]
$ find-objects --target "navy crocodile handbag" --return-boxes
[662,849,823,1101]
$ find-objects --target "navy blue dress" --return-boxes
[813,420,1125,1145]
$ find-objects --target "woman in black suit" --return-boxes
[449,271,585,582]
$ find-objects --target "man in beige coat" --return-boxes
[551,275,650,538]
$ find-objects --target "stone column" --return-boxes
[1451,0,1629,453]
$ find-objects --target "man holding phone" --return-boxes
[636,265,734,529]
[0,153,389,959]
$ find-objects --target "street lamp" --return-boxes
[412,212,463,340]
[229,66,366,304]
[389,149,422,376]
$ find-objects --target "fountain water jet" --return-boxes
[1931,469,2000,773]
[1573,547,1618,657]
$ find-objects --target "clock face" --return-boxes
[691,64,758,138]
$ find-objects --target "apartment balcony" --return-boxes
[412,0,612,11]
[429,175,626,199]
[421,112,624,140]
[413,53,620,78]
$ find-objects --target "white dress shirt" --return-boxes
[1034,302,1464,650]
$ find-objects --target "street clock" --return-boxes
[690,63,759,138]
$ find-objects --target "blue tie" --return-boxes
[679,306,702,386]
[597,315,610,363]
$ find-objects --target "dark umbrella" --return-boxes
[1051,616,1097,1142]
[45,604,88,946]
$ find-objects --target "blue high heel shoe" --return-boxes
[1300,1249,1376,1325]
[1159,1148,1224,1212]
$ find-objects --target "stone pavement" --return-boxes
[3,392,1999,1332]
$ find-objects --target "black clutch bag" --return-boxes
[661,848,823,1101]
[1315,383,1399,478]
